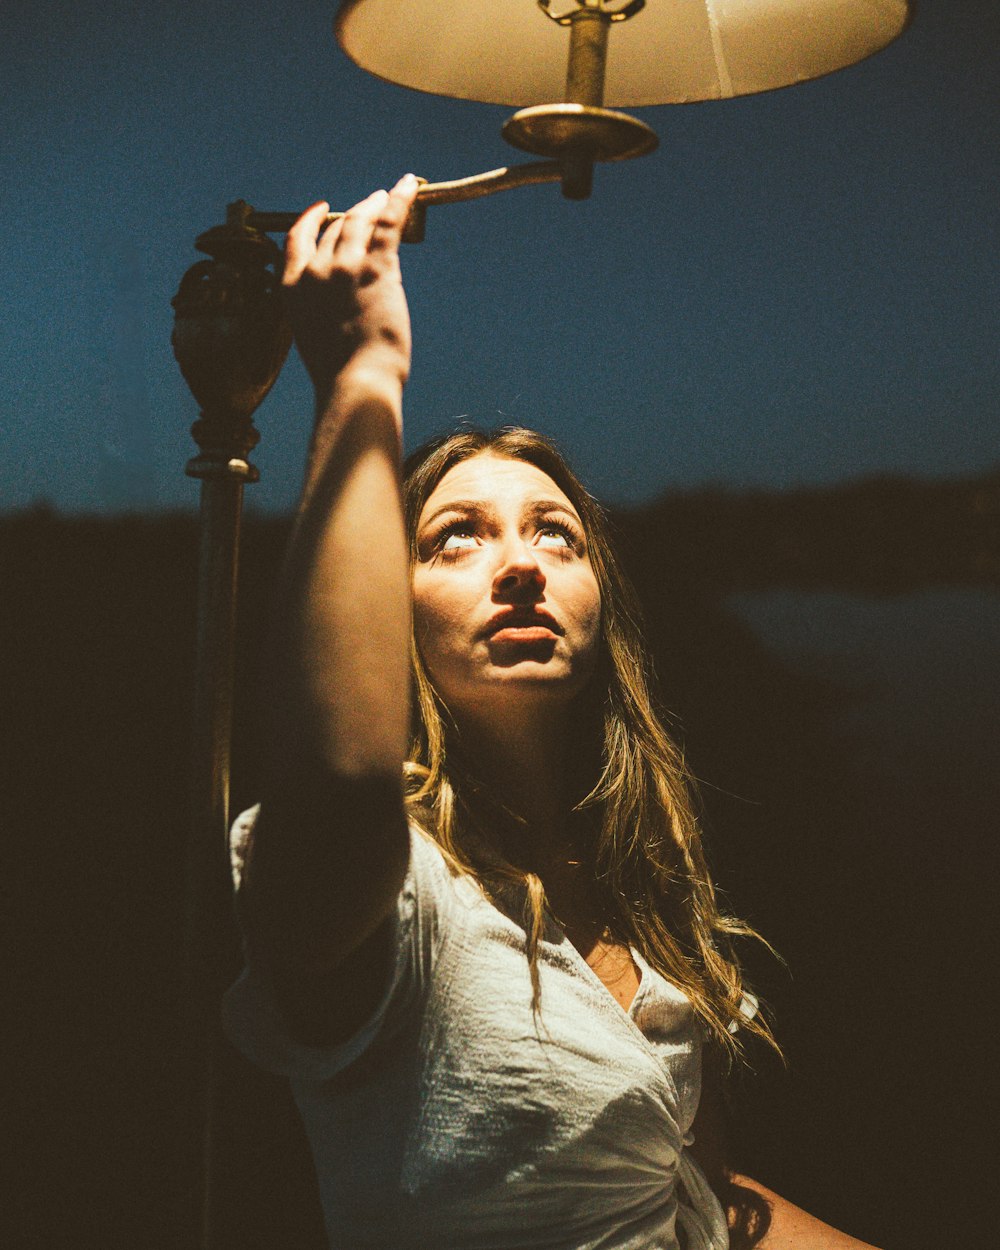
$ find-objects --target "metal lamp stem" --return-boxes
[562,8,611,197]
[172,221,291,1249]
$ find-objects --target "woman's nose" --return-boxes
[492,544,546,599]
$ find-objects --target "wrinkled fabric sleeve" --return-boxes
[222,805,448,1082]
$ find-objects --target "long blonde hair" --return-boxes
[402,427,778,1062]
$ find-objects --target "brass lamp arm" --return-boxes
[240,159,565,242]
[405,159,564,204]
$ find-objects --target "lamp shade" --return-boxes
[336,0,911,108]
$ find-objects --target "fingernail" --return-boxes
[400,173,418,188]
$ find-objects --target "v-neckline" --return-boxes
[557,925,646,1019]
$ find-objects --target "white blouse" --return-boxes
[224,809,730,1250]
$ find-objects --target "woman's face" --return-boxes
[411,452,602,724]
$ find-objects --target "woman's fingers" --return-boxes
[283,201,331,285]
[328,188,390,267]
[369,174,420,253]
[286,176,420,284]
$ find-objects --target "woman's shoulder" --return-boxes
[405,814,490,913]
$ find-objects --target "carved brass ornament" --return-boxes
[538,0,646,26]
[171,208,292,479]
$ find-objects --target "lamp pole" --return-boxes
[171,213,290,1248]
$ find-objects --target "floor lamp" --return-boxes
[169,2,911,1245]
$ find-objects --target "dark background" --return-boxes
[4,477,997,1248]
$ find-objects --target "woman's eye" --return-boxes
[439,528,478,552]
[536,525,574,549]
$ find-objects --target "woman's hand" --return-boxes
[282,174,421,415]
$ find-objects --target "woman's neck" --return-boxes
[454,702,582,873]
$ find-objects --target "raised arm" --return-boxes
[239,176,421,1044]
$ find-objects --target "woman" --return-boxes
[224,175,882,1250]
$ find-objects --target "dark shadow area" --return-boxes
[3,470,997,1248]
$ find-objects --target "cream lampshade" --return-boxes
[335,0,912,108]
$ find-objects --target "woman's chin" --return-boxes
[453,666,593,715]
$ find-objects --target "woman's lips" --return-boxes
[488,624,559,644]
[483,610,563,639]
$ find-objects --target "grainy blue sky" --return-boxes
[3,0,997,513]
